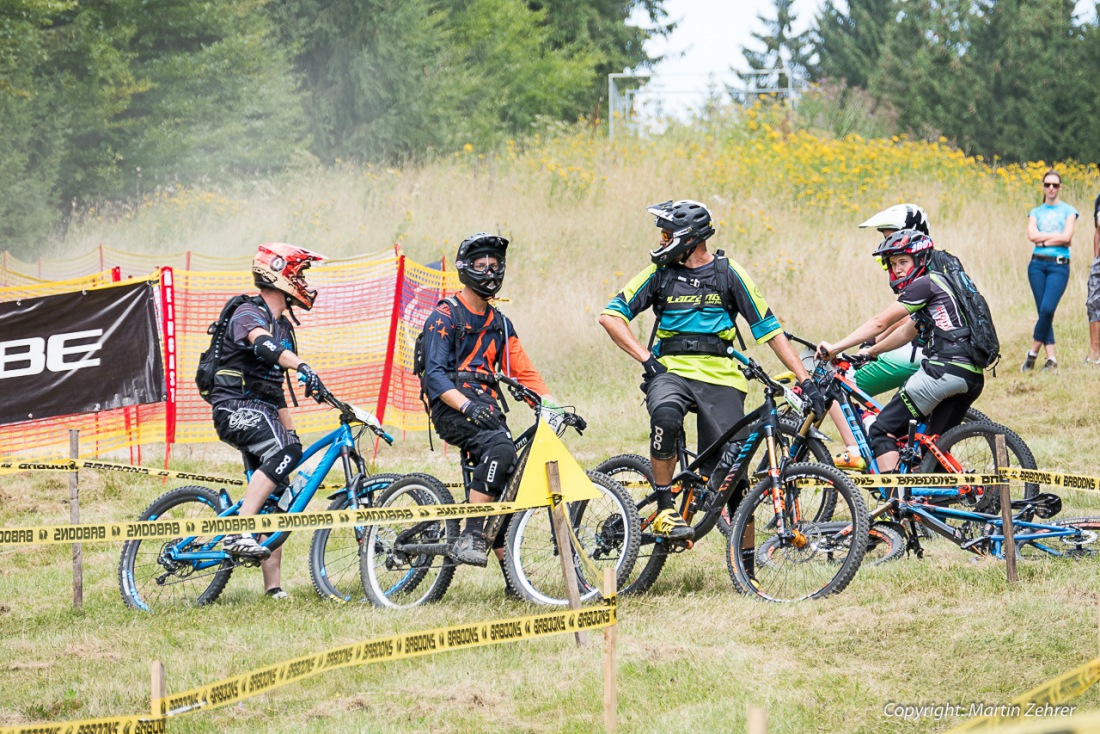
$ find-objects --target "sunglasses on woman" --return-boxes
[1043,181,1061,189]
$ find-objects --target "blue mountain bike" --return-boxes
[118,389,398,610]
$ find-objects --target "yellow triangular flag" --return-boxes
[513,421,602,508]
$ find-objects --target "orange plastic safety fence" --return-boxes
[0,270,125,301]
[0,245,396,281]
[0,252,459,458]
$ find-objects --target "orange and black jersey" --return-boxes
[421,293,548,402]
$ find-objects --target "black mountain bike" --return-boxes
[605,351,869,602]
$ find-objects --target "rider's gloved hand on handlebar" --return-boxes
[296,363,326,402]
[797,378,828,418]
[461,400,503,430]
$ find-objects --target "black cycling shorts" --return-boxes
[645,372,747,476]
[213,399,299,466]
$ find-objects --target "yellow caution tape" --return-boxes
[0,715,166,734]
[967,709,1100,734]
[946,656,1100,732]
[154,596,616,717]
[0,598,616,734]
[1000,467,1100,493]
[0,459,248,486]
[790,473,1003,489]
[0,501,538,548]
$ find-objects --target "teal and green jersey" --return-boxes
[602,257,782,391]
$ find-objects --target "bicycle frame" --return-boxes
[780,332,973,500]
[889,497,1088,559]
[165,421,367,569]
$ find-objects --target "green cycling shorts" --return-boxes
[853,345,924,397]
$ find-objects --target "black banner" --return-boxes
[0,281,165,424]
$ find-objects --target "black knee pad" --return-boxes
[472,439,516,497]
[258,442,302,484]
[868,422,897,457]
[649,403,684,461]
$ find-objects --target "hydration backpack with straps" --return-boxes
[195,295,252,404]
[195,295,299,405]
[922,250,1001,370]
[647,250,746,356]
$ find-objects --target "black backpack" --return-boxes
[925,250,1001,370]
[647,250,746,352]
[195,294,252,404]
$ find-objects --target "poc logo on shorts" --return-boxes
[0,330,104,380]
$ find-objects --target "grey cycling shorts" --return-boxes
[1087,258,1100,322]
[901,364,972,417]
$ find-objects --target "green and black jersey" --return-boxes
[602,257,782,391]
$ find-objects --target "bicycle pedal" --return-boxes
[666,539,693,553]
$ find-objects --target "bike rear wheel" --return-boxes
[1015,517,1100,559]
[118,485,234,611]
[503,471,640,606]
[727,463,869,602]
[918,421,1038,512]
[309,472,402,602]
[360,474,459,609]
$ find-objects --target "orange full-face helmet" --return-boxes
[252,243,327,310]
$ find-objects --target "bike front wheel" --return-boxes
[360,473,459,609]
[728,463,869,602]
[503,471,640,606]
[118,485,234,611]
[309,472,402,602]
[593,454,668,596]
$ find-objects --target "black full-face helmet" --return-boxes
[455,233,509,298]
[647,199,715,266]
[873,228,935,293]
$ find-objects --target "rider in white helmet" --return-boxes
[829,204,931,469]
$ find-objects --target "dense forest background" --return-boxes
[3,0,1099,254]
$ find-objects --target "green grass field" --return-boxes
[4,119,1100,732]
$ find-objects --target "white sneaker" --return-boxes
[265,587,289,600]
[223,534,271,560]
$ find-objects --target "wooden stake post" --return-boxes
[602,567,617,733]
[748,706,767,734]
[69,429,83,608]
[150,661,165,717]
[996,434,1018,584]
[546,461,587,647]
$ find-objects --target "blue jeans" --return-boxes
[1027,258,1070,345]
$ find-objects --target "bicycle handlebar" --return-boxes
[494,373,587,434]
[317,389,395,445]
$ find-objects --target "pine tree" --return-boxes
[811,0,894,88]
[737,0,813,95]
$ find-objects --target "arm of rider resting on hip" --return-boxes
[598,313,654,364]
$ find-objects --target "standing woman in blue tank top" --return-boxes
[1023,169,1079,371]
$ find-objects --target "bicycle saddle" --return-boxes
[1010,492,1062,519]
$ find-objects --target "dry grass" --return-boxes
[4,118,1100,732]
